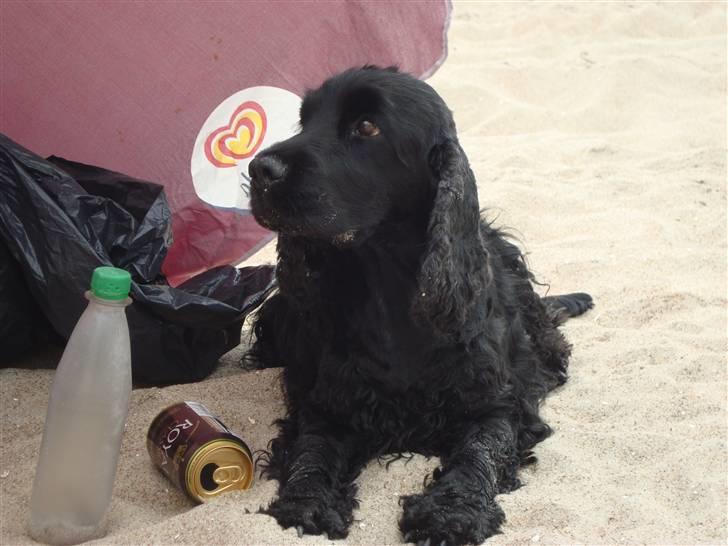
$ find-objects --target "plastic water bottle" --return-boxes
[29,266,133,545]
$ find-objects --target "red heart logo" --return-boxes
[204,101,267,168]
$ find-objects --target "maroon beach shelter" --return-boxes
[0,1,451,285]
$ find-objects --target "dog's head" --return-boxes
[250,66,488,339]
[249,66,457,244]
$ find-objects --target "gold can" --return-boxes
[147,401,254,502]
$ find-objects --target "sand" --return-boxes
[1,2,726,545]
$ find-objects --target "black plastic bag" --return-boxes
[0,239,61,363]
[0,133,276,385]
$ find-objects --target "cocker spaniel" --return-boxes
[247,66,592,546]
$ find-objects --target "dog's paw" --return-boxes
[263,494,352,539]
[399,490,505,545]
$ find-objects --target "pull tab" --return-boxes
[213,465,245,488]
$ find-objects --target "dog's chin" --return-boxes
[254,217,366,249]
[251,198,371,247]
[250,196,289,233]
[251,195,322,237]
[250,208,331,241]
[251,209,280,232]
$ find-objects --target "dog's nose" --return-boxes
[249,155,287,187]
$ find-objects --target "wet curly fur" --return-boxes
[246,66,592,545]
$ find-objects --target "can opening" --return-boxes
[200,463,219,491]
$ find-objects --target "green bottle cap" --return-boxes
[90,266,131,300]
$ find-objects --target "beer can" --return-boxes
[147,401,254,502]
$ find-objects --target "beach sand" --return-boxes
[1,2,726,544]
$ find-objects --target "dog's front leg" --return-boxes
[399,417,519,546]
[264,425,361,539]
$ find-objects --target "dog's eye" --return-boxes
[354,120,380,137]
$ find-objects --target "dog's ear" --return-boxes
[411,139,490,341]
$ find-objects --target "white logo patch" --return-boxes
[191,86,301,210]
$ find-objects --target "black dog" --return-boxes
[247,66,592,546]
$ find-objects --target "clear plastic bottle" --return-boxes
[29,266,133,545]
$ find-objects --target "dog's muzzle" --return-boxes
[248,154,288,231]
